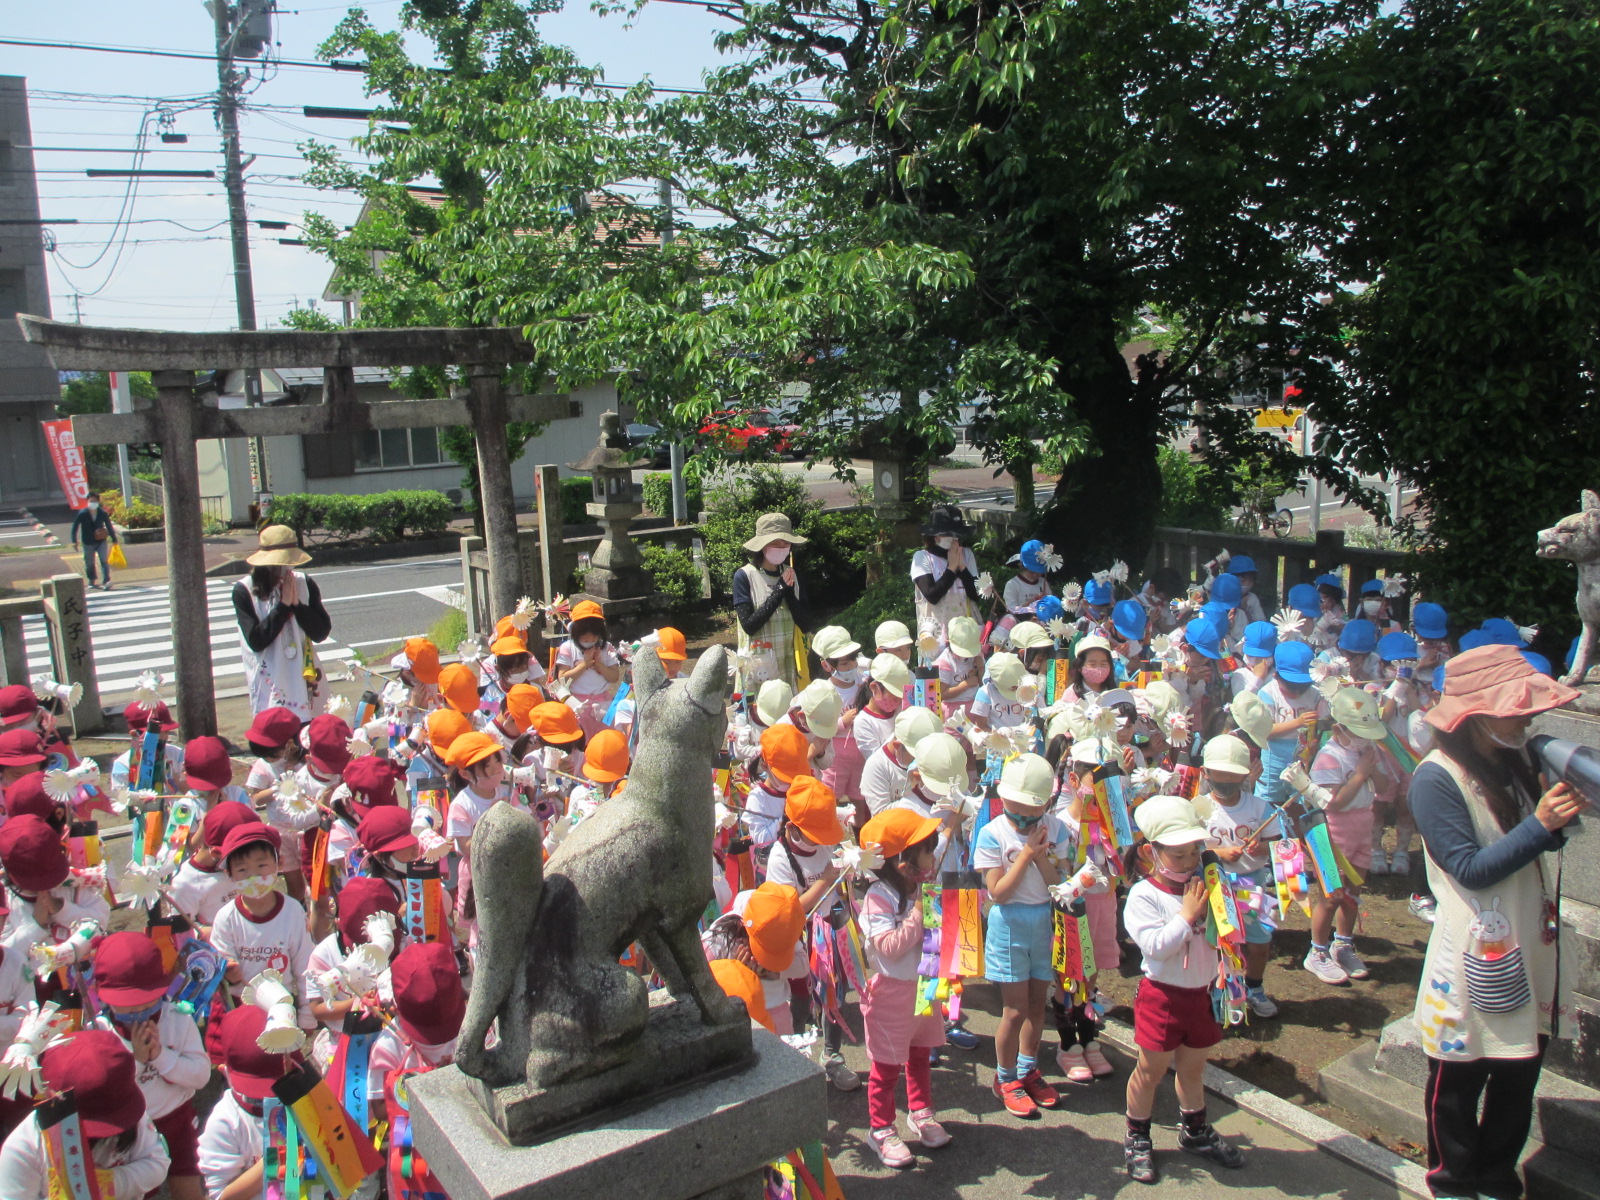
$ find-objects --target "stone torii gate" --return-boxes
[18,315,578,737]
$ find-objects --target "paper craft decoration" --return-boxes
[385,1068,449,1200]
[0,1001,70,1099]
[37,1089,112,1200]
[272,1061,385,1199]
[246,969,308,1054]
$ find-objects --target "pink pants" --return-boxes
[868,1047,933,1129]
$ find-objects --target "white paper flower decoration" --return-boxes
[1131,765,1173,795]
[1039,545,1064,572]
[976,571,995,599]
[276,774,318,819]
[1310,657,1345,684]
[1046,617,1071,641]
[1379,576,1406,597]
[1149,634,1172,658]
[509,596,536,630]
[346,732,374,759]
[839,840,884,874]
[1092,569,1111,586]
[1109,559,1129,583]
[984,729,1013,754]
[323,694,352,721]
[1162,710,1191,743]
[30,675,81,709]
[133,671,164,708]
[1272,611,1307,639]
[944,707,972,737]
[1315,677,1344,701]
[120,855,176,906]
[43,761,98,803]
[456,640,479,663]
[1060,582,1082,604]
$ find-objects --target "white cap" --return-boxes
[1201,733,1252,776]
[997,753,1055,806]
[1009,621,1053,652]
[892,705,941,750]
[910,732,967,796]
[796,680,843,739]
[986,653,1026,698]
[1140,680,1181,720]
[1228,692,1273,749]
[754,679,794,728]
[1331,687,1387,740]
[1070,735,1117,766]
[1097,687,1136,710]
[1134,795,1209,846]
[1074,635,1113,659]
[811,625,861,662]
[874,620,914,650]
[947,616,982,659]
[869,652,912,692]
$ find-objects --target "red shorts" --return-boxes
[1133,978,1223,1053]
[153,1101,200,1177]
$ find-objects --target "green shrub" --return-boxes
[559,476,593,526]
[700,466,822,597]
[804,506,878,596]
[641,472,704,520]
[640,543,702,608]
[834,570,917,639]
[266,490,458,545]
[101,489,163,529]
[429,606,467,652]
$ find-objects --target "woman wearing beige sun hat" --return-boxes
[232,524,332,719]
[732,512,815,693]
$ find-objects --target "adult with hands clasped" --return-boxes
[1406,644,1585,1200]
[911,505,979,652]
[233,525,332,720]
[733,512,814,692]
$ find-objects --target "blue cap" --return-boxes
[1458,629,1491,651]
[1185,616,1223,660]
[1243,621,1277,660]
[1113,599,1147,641]
[1287,583,1321,618]
[1521,650,1554,677]
[1314,573,1345,596]
[1210,573,1242,607]
[1035,594,1065,625]
[1432,663,1447,693]
[1229,555,1257,576]
[1479,618,1524,647]
[1377,631,1419,662]
[1412,601,1448,640]
[1339,618,1378,655]
[1019,539,1047,575]
[1201,600,1232,628]
[1359,579,1385,595]
[1274,640,1314,683]
[1084,579,1113,607]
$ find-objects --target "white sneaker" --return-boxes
[1246,986,1279,1018]
[1304,947,1350,985]
[1390,850,1411,875]
[1332,940,1370,980]
[1408,893,1438,924]
[1368,851,1389,875]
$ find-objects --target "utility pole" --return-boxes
[211,0,269,501]
[660,176,688,525]
[70,294,82,323]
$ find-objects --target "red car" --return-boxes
[697,409,801,457]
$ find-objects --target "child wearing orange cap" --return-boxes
[701,882,804,1033]
[609,627,688,741]
[858,807,948,1168]
[444,732,509,954]
[527,699,588,781]
[385,635,443,719]
[483,631,546,699]
[437,661,486,725]
[553,600,622,738]
[567,729,629,824]
[748,724,813,855]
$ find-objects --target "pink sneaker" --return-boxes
[1056,1045,1094,1084]
[868,1126,914,1168]
[1082,1041,1115,1077]
[908,1108,952,1149]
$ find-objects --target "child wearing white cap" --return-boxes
[1123,795,1246,1184]
[933,616,985,718]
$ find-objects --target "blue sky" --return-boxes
[4,1,730,330]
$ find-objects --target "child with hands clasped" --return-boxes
[974,752,1070,1119]
[1122,796,1247,1185]
[858,807,951,1168]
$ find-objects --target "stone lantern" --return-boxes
[567,411,654,602]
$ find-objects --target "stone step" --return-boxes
[1318,1038,1429,1149]
[1525,1142,1600,1200]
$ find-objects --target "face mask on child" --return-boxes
[764,546,790,567]
[507,669,530,684]
[1157,861,1196,884]
[113,1000,164,1027]
[577,635,598,650]
[1008,810,1043,832]
[1082,664,1112,686]
[238,874,278,899]
[1362,599,1383,616]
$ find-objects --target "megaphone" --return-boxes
[30,675,82,711]
[1529,736,1600,806]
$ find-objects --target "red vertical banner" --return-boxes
[41,419,91,509]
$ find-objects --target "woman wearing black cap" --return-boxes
[912,505,980,652]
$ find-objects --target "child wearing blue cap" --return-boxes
[1356,580,1403,635]
[1255,641,1327,805]
[1111,599,1148,665]
[1410,601,1453,673]
[1004,540,1052,616]
[1370,631,1425,877]
[1228,556,1267,625]
[1174,617,1231,741]
[1206,573,1245,650]
[1231,622,1278,698]
[1313,574,1347,650]
[1074,577,1117,643]
[1335,618,1381,682]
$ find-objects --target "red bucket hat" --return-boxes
[392,941,466,1046]
[305,714,353,775]
[246,706,302,750]
[357,806,418,858]
[0,814,70,893]
[2,772,57,823]
[219,822,282,865]
[1426,644,1581,733]
[183,736,233,791]
[342,755,404,811]
[94,931,172,1006]
[124,700,177,734]
[336,876,400,947]
[218,1005,299,1099]
[0,684,38,727]
[0,729,46,767]
[200,800,263,851]
[41,1030,146,1136]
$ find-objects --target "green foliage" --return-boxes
[281,307,340,332]
[428,606,467,654]
[437,423,546,522]
[699,467,821,597]
[1311,0,1600,631]
[266,490,454,545]
[834,568,917,640]
[560,477,592,526]
[639,543,702,609]
[641,472,703,520]
[57,373,159,470]
[101,489,162,529]
[1155,447,1229,532]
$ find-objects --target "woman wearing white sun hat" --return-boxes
[732,512,814,693]
[233,525,332,720]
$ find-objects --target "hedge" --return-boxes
[266,490,455,546]
[101,489,163,529]
[641,472,703,521]
[560,476,592,526]
[640,543,702,608]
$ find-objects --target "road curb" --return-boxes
[205,533,465,577]
[1097,1018,1429,1198]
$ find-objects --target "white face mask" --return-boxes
[764,546,790,566]
[935,536,957,550]
[238,874,278,898]
[1486,725,1531,750]
[1362,599,1383,616]
[87,502,100,512]
[1239,580,1253,593]
[832,667,859,686]
[507,670,530,684]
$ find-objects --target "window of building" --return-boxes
[354,426,446,470]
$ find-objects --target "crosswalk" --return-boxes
[22,578,355,701]
[0,509,60,551]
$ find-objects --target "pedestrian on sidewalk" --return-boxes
[233,525,332,721]
[69,491,120,590]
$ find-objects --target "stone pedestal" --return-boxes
[408,1024,825,1200]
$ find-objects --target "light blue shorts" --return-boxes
[984,901,1055,984]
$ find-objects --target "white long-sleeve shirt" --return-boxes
[90,1004,211,1120]
[364,1029,457,1100]
[197,1090,261,1200]
[1124,877,1217,989]
[0,1112,169,1200]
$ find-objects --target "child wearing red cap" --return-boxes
[276,715,353,909]
[0,729,48,804]
[207,825,314,1033]
[242,706,304,797]
[108,701,184,790]
[365,941,464,1121]
[305,876,401,1033]
[168,802,264,935]
[0,814,109,951]
[182,736,249,812]
[0,1029,170,1199]
[90,931,211,1200]
[197,1005,298,1199]
[323,755,405,882]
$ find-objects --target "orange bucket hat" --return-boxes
[504,683,545,733]
[438,663,481,715]
[709,958,773,1032]
[760,724,813,785]
[740,883,804,973]
[529,701,584,746]
[400,637,441,685]
[861,807,942,860]
[1427,644,1579,733]
[426,709,474,757]
[582,730,630,783]
[783,775,845,846]
[443,731,502,771]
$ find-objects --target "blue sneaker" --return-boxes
[945,1024,980,1050]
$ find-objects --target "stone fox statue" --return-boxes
[457,645,743,1089]
[1538,489,1600,687]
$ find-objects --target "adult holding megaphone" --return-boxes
[1407,644,1583,1200]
